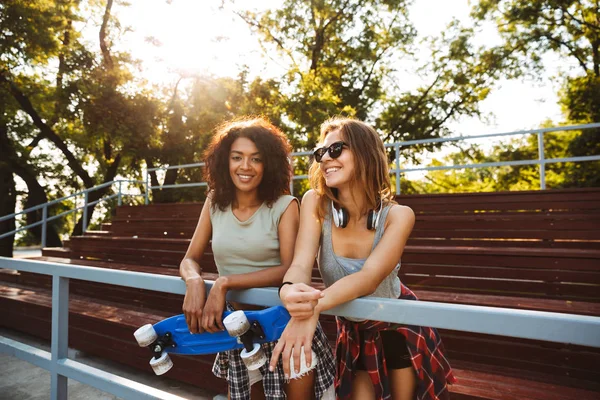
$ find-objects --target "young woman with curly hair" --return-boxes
[269,117,456,400]
[179,117,335,400]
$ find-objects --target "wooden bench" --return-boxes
[400,187,600,250]
[110,203,202,238]
[5,188,600,398]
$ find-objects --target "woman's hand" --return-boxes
[182,277,207,334]
[201,278,227,333]
[280,282,323,320]
[269,313,319,378]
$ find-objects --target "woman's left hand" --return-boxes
[269,313,319,378]
[201,278,227,333]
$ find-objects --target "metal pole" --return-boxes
[50,275,69,400]
[41,205,48,248]
[538,132,546,190]
[145,169,150,205]
[82,192,88,234]
[117,181,122,206]
[395,144,401,195]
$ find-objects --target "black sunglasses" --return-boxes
[313,141,347,163]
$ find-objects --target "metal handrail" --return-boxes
[144,122,600,198]
[0,179,145,247]
[0,257,599,400]
[1,123,599,247]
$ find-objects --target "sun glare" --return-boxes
[115,0,279,84]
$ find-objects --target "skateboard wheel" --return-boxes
[223,311,250,337]
[289,347,318,379]
[149,352,173,375]
[240,343,267,371]
[133,324,157,347]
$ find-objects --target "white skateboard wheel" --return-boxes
[241,343,267,371]
[289,347,318,380]
[133,324,157,347]
[149,352,173,375]
[223,311,250,337]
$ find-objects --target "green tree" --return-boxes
[472,0,600,187]
[1,0,162,252]
[232,0,511,158]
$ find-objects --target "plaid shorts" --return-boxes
[213,321,335,400]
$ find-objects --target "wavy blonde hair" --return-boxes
[309,117,395,221]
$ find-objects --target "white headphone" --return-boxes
[331,200,382,230]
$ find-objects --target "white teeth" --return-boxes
[325,168,339,174]
[239,175,252,179]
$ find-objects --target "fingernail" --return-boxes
[269,366,273,372]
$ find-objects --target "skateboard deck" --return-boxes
[152,305,290,355]
[154,306,290,355]
[135,305,322,376]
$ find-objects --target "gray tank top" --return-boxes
[317,203,401,303]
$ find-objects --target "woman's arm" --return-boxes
[278,190,326,318]
[180,199,213,334]
[270,204,415,376]
[201,200,300,333]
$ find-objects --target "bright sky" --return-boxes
[109,0,564,138]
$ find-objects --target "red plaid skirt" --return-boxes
[335,283,456,400]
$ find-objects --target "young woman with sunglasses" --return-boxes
[269,117,456,400]
[179,117,335,400]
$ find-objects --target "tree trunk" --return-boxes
[0,124,62,248]
[0,162,16,257]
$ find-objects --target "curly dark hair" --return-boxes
[204,117,292,211]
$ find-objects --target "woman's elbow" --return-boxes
[179,256,196,273]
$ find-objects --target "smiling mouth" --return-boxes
[237,174,254,181]
[325,167,339,176]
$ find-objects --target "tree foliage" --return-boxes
[232,0,506,154]
[1,0,597,255]
[469,0,600,188]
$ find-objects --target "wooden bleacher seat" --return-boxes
[2,187,600,399]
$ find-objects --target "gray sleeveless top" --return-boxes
[317,203,401,304]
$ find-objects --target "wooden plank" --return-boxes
[450,367,600,400]
[410,229,600,240]
[406,238,600,250]
[396,187,600,205]
[401,263,600,284]
[403,275,600,300]
[403,246,600,271]
[413,289,600,316]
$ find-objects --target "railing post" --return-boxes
[118,181,122,206]
[82,192,88,234]
[50,275,69,400]
[145,169,150,205]
[538,132,546,190]
[395,144,401,195]
[41,205,48,248]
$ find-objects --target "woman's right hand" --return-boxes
[182,277,207,334]
[280,283,323,320]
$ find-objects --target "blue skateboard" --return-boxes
[134,306,290,375]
